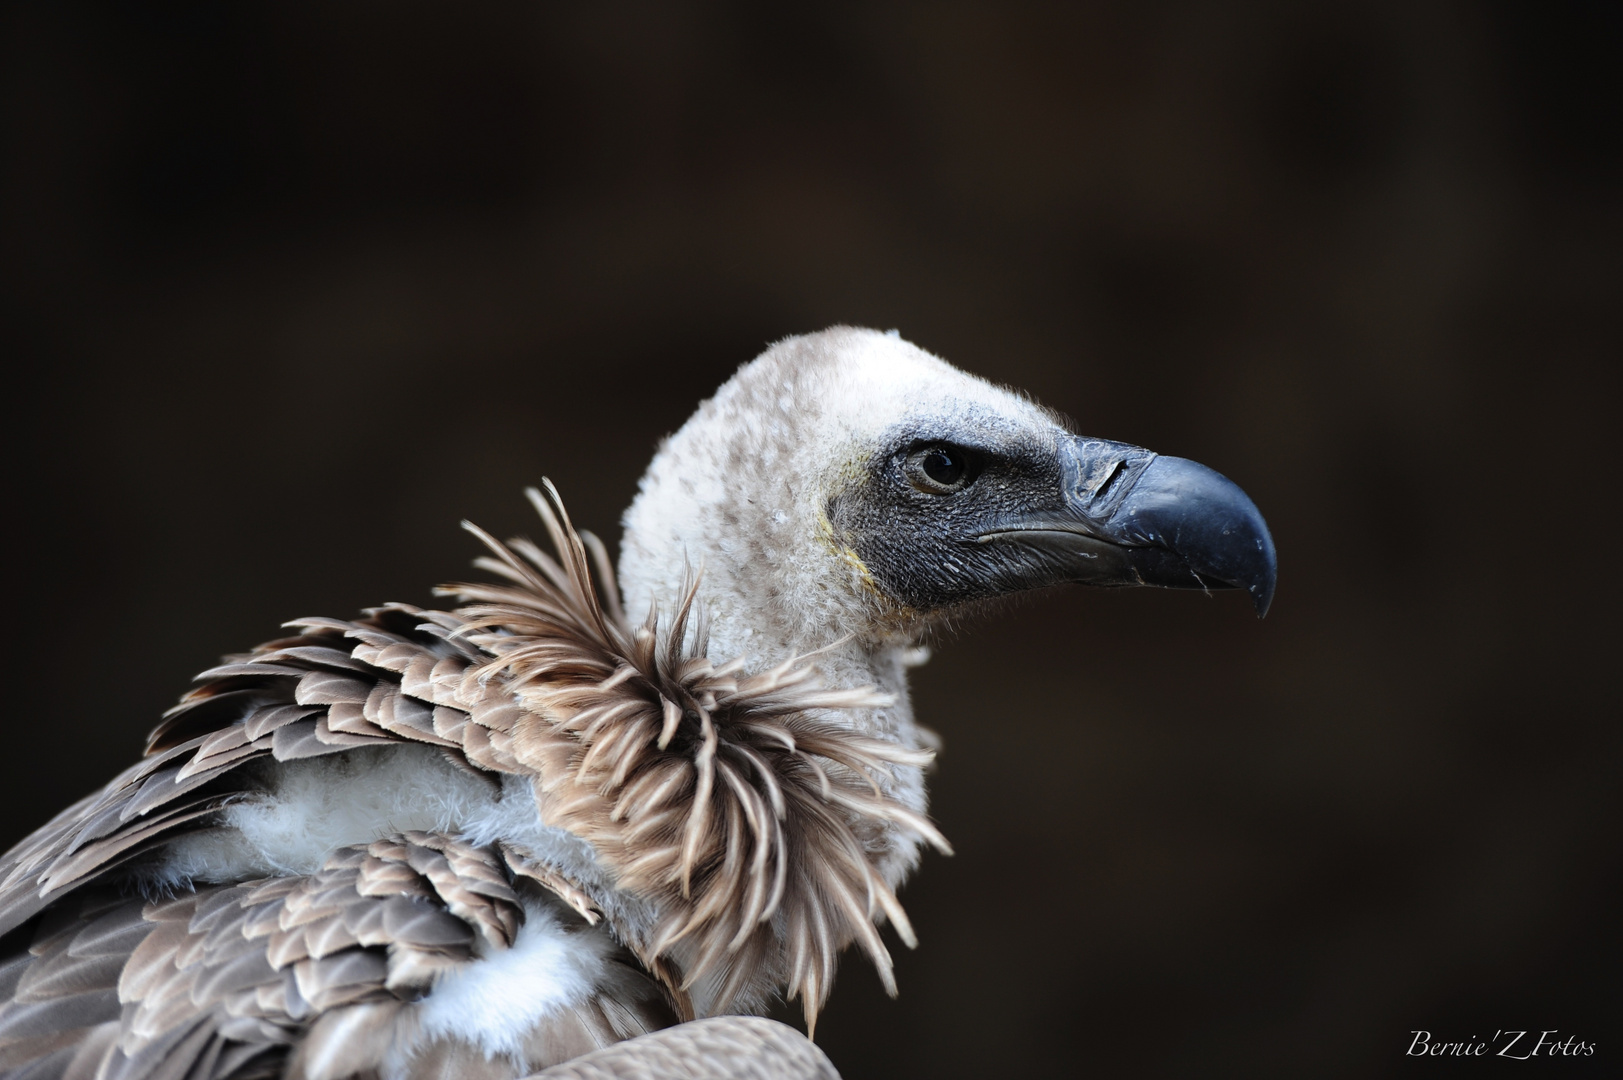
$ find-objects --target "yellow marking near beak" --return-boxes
[815,499,880,595]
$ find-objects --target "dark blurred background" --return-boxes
[2,2,1618,1077]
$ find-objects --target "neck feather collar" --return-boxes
[447,485,950,1027]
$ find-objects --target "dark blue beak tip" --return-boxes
[1130,455,1278,619]
[1248,531,1278,618]
[1251,577,1276,618]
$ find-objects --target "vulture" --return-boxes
[0,327,1275,1080]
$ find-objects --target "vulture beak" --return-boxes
[979,436,1278,616]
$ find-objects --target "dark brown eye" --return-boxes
[905,444,978,494]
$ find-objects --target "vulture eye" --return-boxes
[905,444,979,494]
[923,449,963,485]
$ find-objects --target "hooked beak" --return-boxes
[978,437,1278,616]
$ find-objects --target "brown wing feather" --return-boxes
[0,611,490,943]
[0,834,669,1080]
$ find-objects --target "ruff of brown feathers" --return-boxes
[444,484,949,1029]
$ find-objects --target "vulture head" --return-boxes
[620,325,1275,709]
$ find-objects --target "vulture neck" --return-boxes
[616,481,935,896]
[616,349,934,763]
[622,553,926,754]
[618,483,930,761]
[615,559,935,897]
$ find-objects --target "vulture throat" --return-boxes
[0,327,1275,1080]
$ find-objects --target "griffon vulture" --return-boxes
[0,327,1275,1080]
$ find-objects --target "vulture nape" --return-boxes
[0,328,1275,1080]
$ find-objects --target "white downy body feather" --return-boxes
[386,899,621,1076]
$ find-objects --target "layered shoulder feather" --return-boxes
[0,831,674,1080]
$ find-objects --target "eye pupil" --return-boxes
[904,443,978,493]
[922,448,964,485]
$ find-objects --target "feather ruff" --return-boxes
[445,484,950,1028]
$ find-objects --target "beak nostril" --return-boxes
[1092,460,1128,501]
